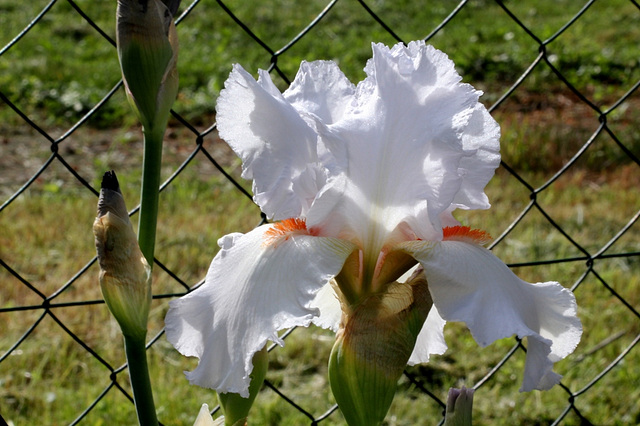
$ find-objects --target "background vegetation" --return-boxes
[1,0,639,425]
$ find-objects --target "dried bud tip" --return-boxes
[101,170,120,192]
[97,170,127,220]
[163,0,181,16]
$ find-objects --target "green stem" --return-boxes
[124,334,158,426]
[137,127,164,267]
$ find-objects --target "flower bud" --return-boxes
[93,171,151,339]
[328,269,432,425]
[217,346,268,426]
[193,403,221,426]
[116,0,180,133]
[443,387,474,426]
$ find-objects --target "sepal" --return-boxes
[328,270,432,425]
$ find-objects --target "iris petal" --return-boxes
[165,225,356,396]
[407,305,448,365]
[450,104,501,212]
[285,60,355,125]
[170,40,575,403]
[216,41,500,248]
[309,281,342,332]
[308,41,500,248]
[398,239,582,391]
[216,65,319,220]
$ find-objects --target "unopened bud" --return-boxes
[193,403,221,426]
[116,0,180,133]
[443,386,474,426]
[93,171,151,339]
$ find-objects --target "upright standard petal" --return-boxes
[308,41,500,250]
[449,104,501,212]
[216,65,320,220]
[398,237,582,391]
[165,223,356,397]
[284,60,355,126]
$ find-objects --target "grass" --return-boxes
[2,163,638,425]
[1,0,640,425]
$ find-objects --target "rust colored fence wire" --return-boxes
[1,0,639,424]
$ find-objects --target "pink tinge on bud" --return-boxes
[444,386,475,426]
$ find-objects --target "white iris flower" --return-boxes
[165,41,582,402]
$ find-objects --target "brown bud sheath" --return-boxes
[93,171,151,340]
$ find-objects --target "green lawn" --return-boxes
[1,0,638,127]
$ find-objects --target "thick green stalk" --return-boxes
[125,334,159,426]
[137,127,164,267]
[113,2,179,424]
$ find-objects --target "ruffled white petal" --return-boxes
[216,65,320,220]
[284,60,355,126]
[217,41,500,249]
[165,225,356,396]
[309,281,342,332]
[450,105,501,211]
[398,239,582,391]
[397,265,448,365]
[307,41,500,250]
[407,305,448,365]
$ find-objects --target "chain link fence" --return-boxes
[1,0,639,424]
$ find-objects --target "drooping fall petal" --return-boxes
[407,305,448,365]
[309,281,343,332]
[165,223,356,396]
[398,238,582,391]
[217,346,268,426]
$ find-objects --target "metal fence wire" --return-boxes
[1,0,640,424]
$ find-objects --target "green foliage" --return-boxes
[1,0,638,128]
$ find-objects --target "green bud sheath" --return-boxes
[217,346,268,426]
[116,0,179,133]
[116,0,180,267]
[443,387,474,426]
[329,270,433,426]
[93,171,152,340]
